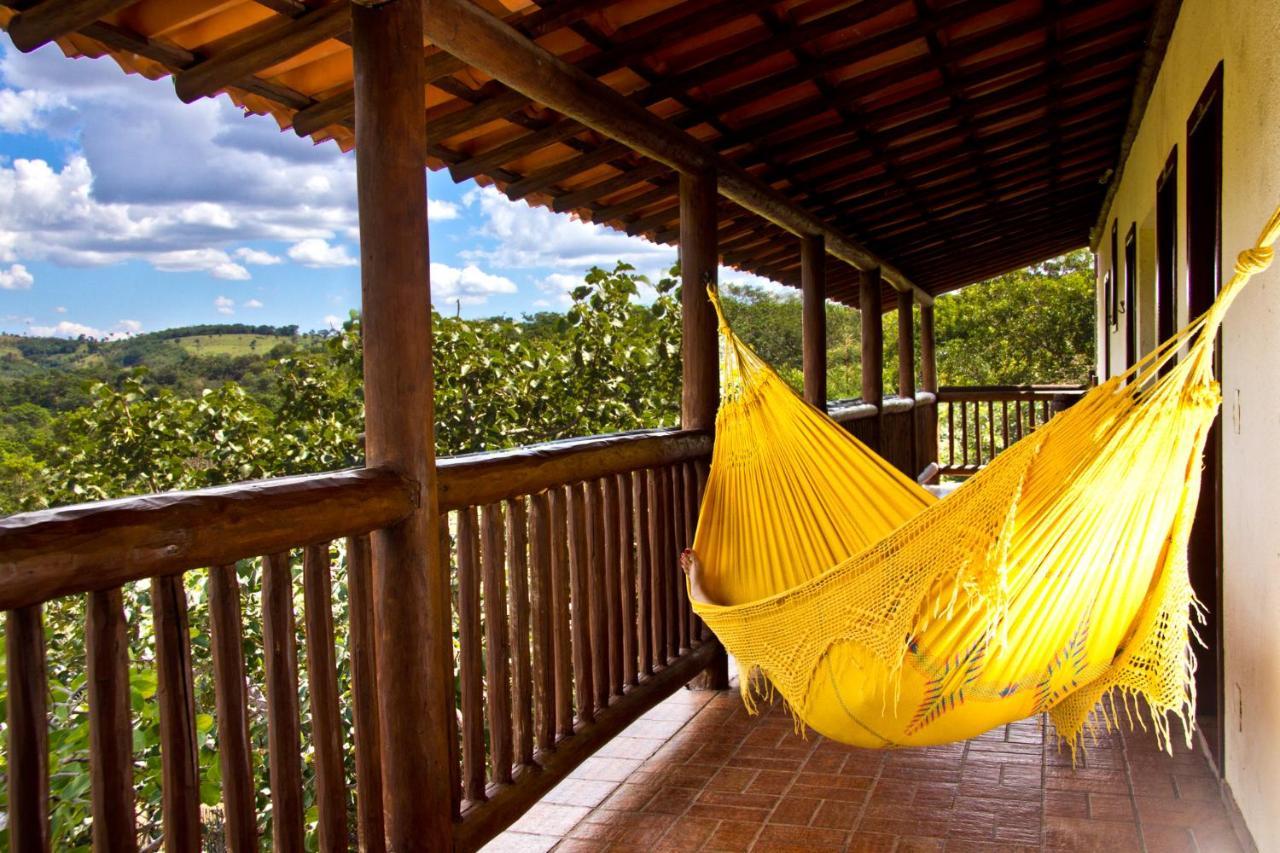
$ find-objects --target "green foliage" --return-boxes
[933,250,1096,385]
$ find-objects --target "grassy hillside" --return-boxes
[0,324,307,412]
[173,333,283,357]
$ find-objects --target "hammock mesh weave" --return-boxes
[690,202,1280,752]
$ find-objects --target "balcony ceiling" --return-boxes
[0,0,1168,304]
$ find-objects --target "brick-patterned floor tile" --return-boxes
[497,694,1249,852]
[703,820,765,851]
[753,822,846,849]
[1043,816,1143,851]
[654,816,718,851]
[767,795,822,826]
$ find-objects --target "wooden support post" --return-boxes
[919,303,938,395]
[897,291,915,400]
[679,170,729,690]
[897,290,917,474]
[859,266,884,449]
[801,234,827,409]
[680,171,719,430]
[919,302,939,468]
[352,2,451,849]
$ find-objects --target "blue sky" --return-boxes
[0,36,781,338]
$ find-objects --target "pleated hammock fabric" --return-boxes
[690,203,1280,752]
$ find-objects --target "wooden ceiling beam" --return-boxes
[6,0,136,52]
[174,1,349,103]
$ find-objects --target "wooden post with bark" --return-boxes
[897,290,917,473]
[801,235,827,410]
[679,170,729,690]
[352,1,452,848]
[919,303,939,468]
[859,266,884,450]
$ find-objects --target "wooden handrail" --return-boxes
[938,385,1086,402]
[0,467,416,610]
[437,428,712,511]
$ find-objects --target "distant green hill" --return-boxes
[0,324,310,413]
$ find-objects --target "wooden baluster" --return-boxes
[682,462,699,645]
[208,566,256,853]
[506,497,534,768]
[694,459,712,642]
[635,470,654,676]
[947,401,956,467]
[87,588,137,853]
[1002,401,1010,450]
[669,465,689,653]
[262,553,305,852]
[661,467,677,661]
[7,605,48,853]
[152,574,202,852]
[986,401,995,465]
[439,520,461,821]
[482,504,514,784]
[457,508,487,801]
[645,469,665,666]
[601,476,623,699]
[566,483,596,724]
[1015,401,1025,441]
[549,489,574,739]
[347,534,387,851]
[960,401,970,468]
[585,482,609,713]
[617,472,638,687]
[302,545,348,852]
[1042,399,1051,426]
[528,493,556,751]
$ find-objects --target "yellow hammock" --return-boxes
[689,203,1280,752]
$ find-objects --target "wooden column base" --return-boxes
[688,642,730,690]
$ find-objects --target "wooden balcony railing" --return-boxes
[828,391,939,480]
[937,385,1086,477]
[436,428,713,851]
[0,428,713,852]
[0,468,416,851]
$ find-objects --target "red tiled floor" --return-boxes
[481,689,1255,852]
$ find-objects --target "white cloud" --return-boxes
[29,319,101,337]
[538,272,584,306]
[0,87,70,133]
[234,247,282,265]
[462,186,674,274]
[214,295,235,315]
[288,238,357,268]
[54,305,66,313]
[0,263,33,289]
[430,261,517,305]
[243,298,264,309]
[429,198,460,220]
[323,314,343,329]
[0,46,361,282]
[26,317,140,339]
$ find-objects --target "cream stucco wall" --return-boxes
[1095,0,1280,847]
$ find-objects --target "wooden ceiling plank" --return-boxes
[448,120,584,183]
[503,141,629,200]
[553,160,669,212]
[174,1,350,103]
[421,0,932,302]
[7,0,137,52]
[586,182,674,221]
